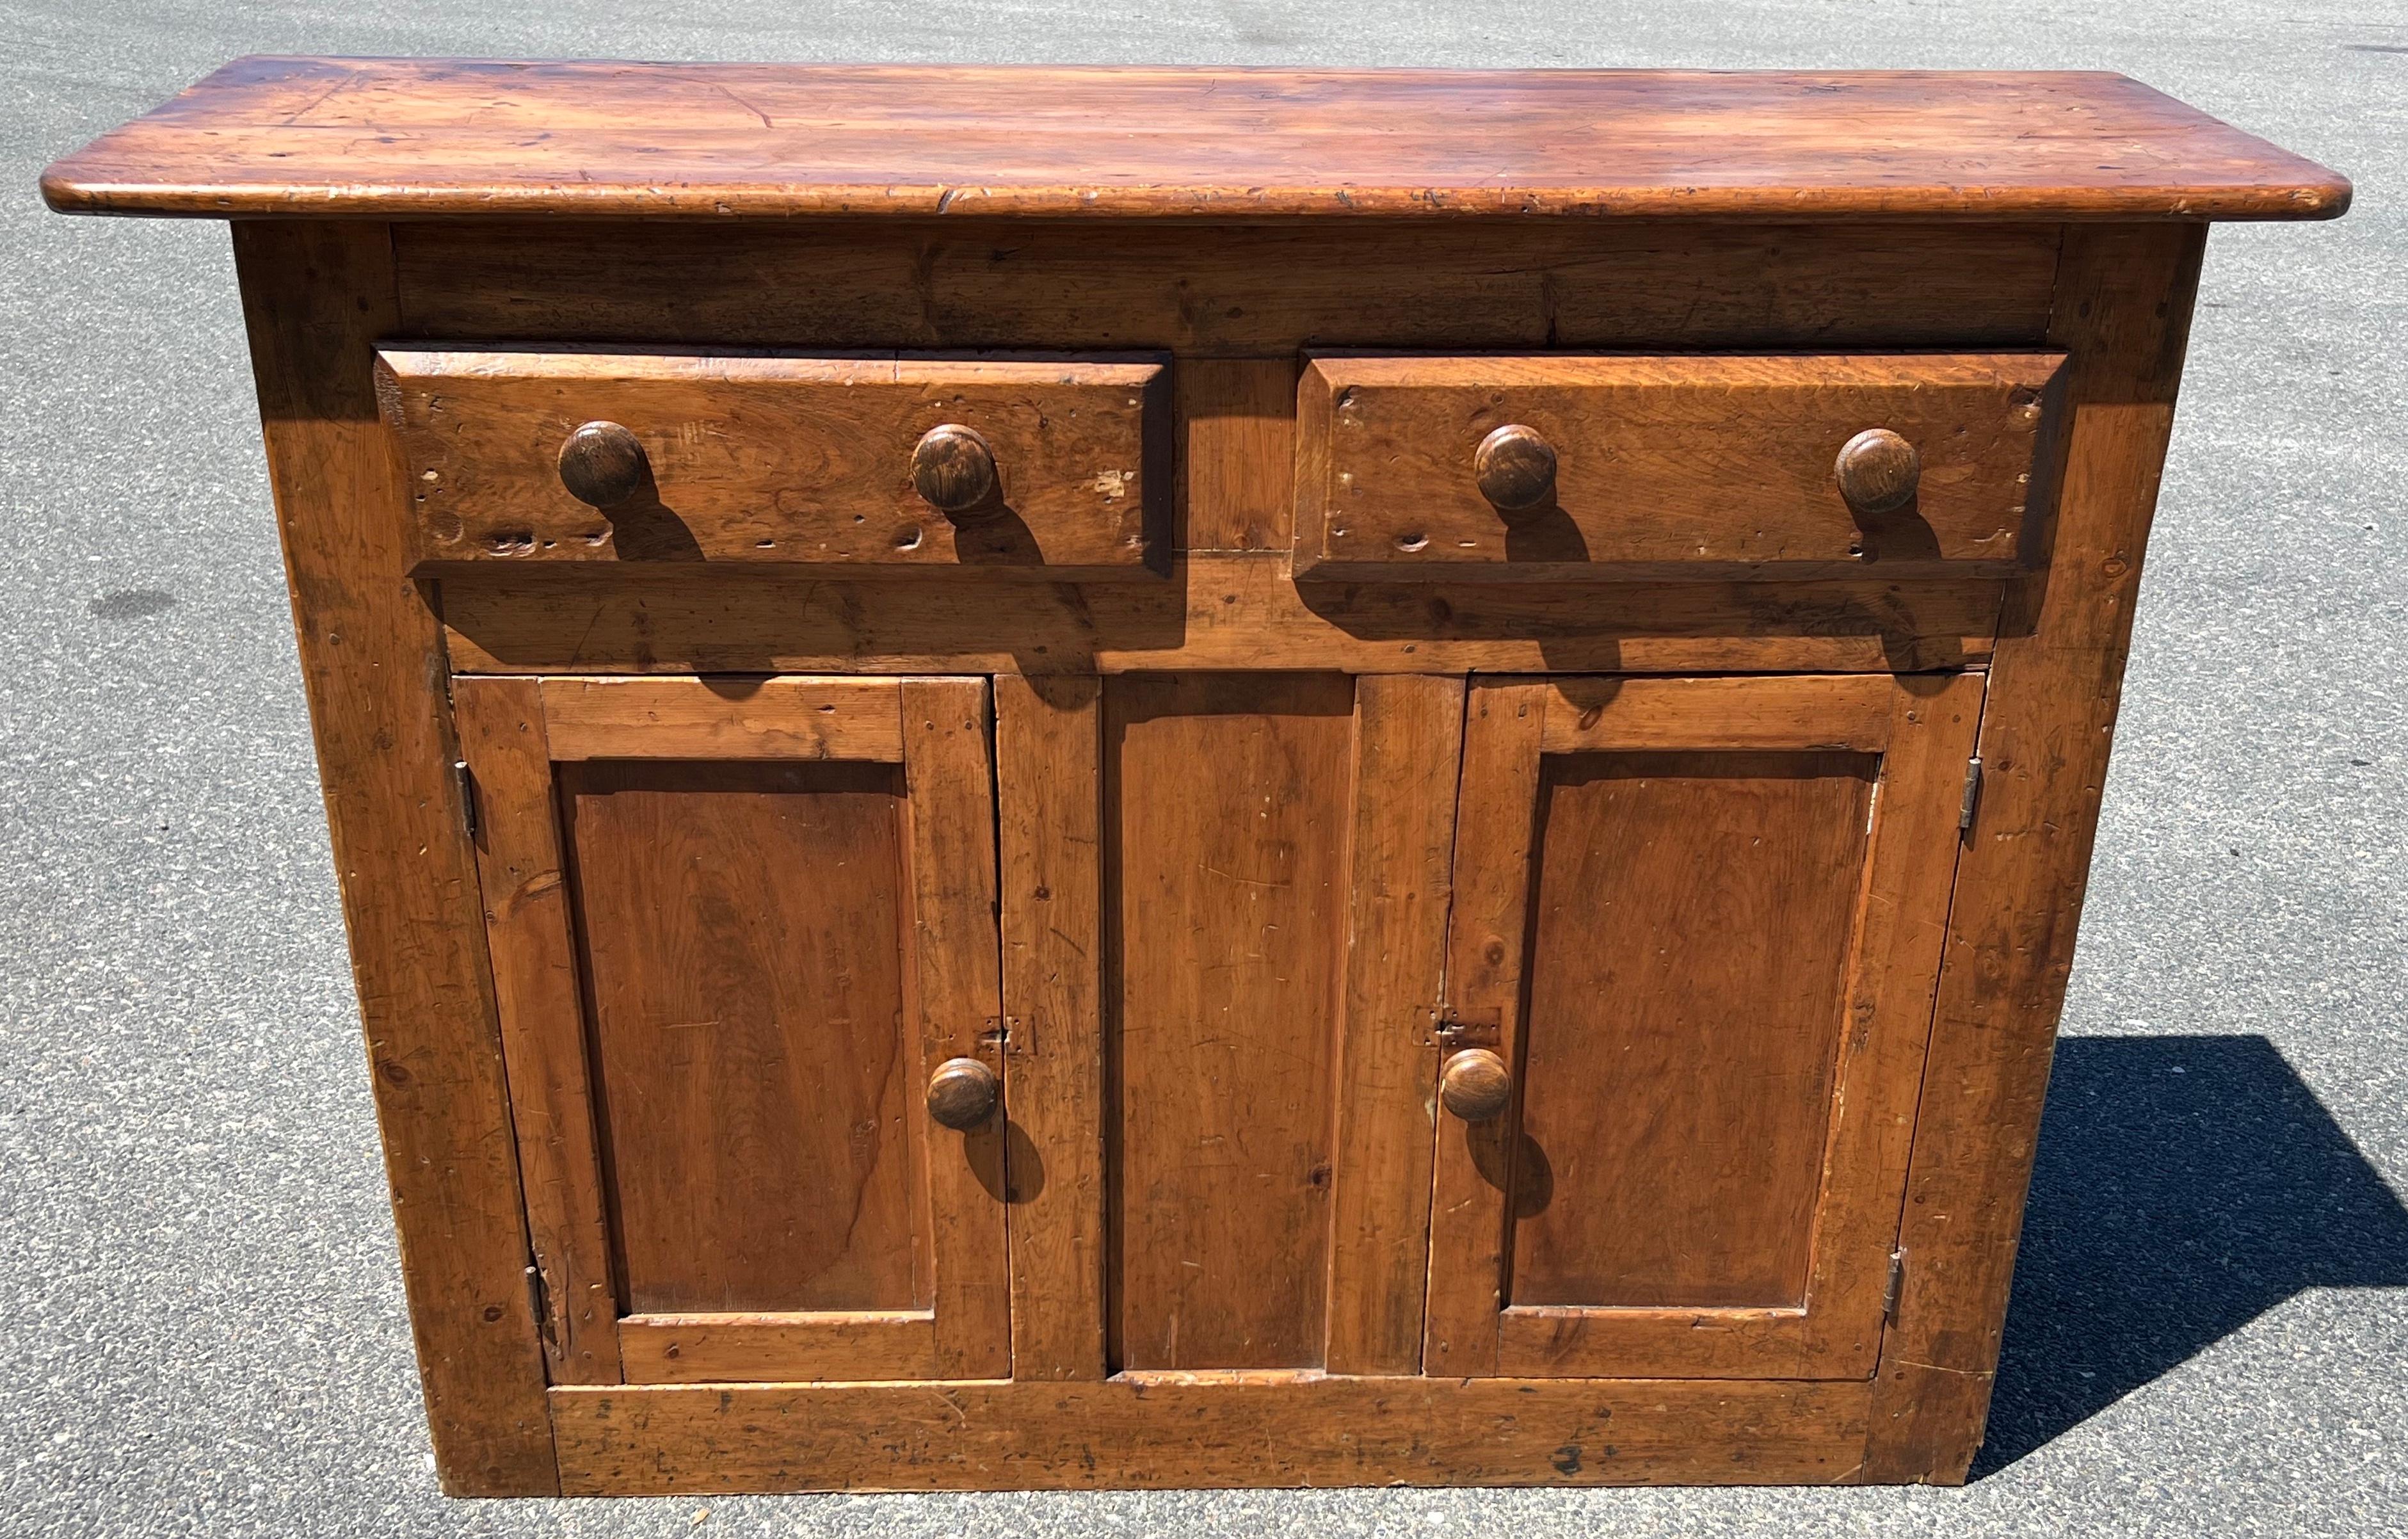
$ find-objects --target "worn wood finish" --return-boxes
[1182,359,1297,552]
[1324,674,1465,1375]
[230,221,558,1494]
[536,675,906,761]
[1536,673,1898,753]
[1105,674,1355,1371]
[994,675,1109,1380]
[451,678,622,1385]
[1864,223,2208,1484]
[439,555,2005,678]
[1297,353,2067,579]
[45,60,2349,221]
[616,1312,941,1386]
[1430,674,1980,1380]
[552,1375,1873,1492]
[376,348,1167,571]
[388,222,2073,358]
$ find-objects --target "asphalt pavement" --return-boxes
[3,3,2403,1535]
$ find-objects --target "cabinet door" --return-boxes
[453,675,1008,1385]
[1425,673,1981,1379]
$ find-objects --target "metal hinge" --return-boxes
[454,759,479,839]
[1958,755,1984,834]
[524,1264,557,1357]
[1883,1248,1906,1321]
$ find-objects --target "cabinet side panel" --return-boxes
[230,220,557,1494]
[1865,223,2207,1482]
[563,761,926,1314]
[1105,674,1354,1369]
[1512,751,1876,1309]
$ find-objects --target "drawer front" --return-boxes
[377,348,1169,572]
[1295,352,2066,580]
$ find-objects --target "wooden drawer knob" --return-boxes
[1474,424,1558,512]
[1834,428,1921,515]
[926,1056,1000,1129]
[557,421,648,508]
[911,424,999,516]
[1439,1049,1513,1122]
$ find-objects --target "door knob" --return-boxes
[1474,424,1557,511]
[926,1056,1000,1129]
[556,421,648,508]
[1439,1048,1513,1122]
[1834,427,1920,515]
[911,424,999,516]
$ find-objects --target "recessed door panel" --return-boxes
[1513,750,1876,1312]
[563,759,924,1316]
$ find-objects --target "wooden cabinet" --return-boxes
[47,60,2345,1495]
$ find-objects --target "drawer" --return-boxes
[1294,352,2067,580]
[376,348,1169,572]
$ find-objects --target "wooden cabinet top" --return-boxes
[42,56,2347,223]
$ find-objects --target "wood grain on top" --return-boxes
[41,56,2348,222]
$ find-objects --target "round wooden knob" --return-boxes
[1474,424,1558,512]
[926,1057,1000,1130]
[1439,1049,1513,1122]
[1834,428,1921,515]
[911,424,999,516]
[557,421,648,508]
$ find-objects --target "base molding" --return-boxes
[549,1374,1874,1494]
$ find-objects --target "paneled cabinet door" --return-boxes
[1425,673,1983,1380]
[453,675,1009,1386]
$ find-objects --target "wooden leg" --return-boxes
[234,221,557,1494]
[1864,221,2208,1483]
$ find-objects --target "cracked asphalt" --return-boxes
[4,1,2404,1535]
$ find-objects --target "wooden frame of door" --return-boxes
[1425,672,1984,1380]
[451,674,1009,1386]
